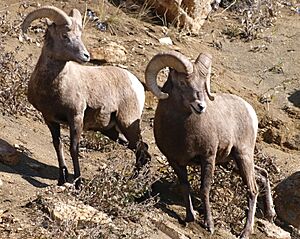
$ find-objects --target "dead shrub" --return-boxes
[221,0,280,41]
[157,147,280,236]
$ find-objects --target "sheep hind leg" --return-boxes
[117,120,151,172]
[200,157,215,233]
[170,162,195,223]
[101,127,128,146]
[254,165,276,221]
[45,121,68,186]
[234,151,258,239]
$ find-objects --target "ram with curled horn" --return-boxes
[21,6,151,189]
[145,51,276,239]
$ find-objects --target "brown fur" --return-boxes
[149,55,275,239]
[25,7,150,189]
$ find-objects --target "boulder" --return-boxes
[274,172,300,229]
[0,140,19,166]
[256,219,291,239]
[89,42,127,63]
[49,199,112,227]
[150,0,214,33]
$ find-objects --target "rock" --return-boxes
[0,140,20,166]
[150,217,189,239]
[89,42,127,63]
[49,200,112,227]
[262,128,283,145]
[283,133,300,150]
[150,0,214,33]
[159,37,173,45]
[274,172,300,229]
[0,179,3,187]
[257,219,291,239]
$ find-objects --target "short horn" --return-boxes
[145,51,193,99]
[21,6,72,33]
[196,53,215,101]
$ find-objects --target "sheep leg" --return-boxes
[200,158,215,233]
[254,165,276,221]
[117,120,151,171]
[101,127,128,146]
[234,152,258,239]
[69,114,84,189]
[45,121,68,186]
[170,162,195,222]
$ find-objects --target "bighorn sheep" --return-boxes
[145,51,275,239]
[21,6,151,189]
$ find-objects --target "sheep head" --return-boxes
[145,51,214,114]
[21,6,90,63]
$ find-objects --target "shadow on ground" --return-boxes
[0,138,59,187]
[147,178,204,225]
[288,91,300,108]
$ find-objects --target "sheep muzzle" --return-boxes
[190,100,206,114]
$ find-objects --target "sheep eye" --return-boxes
[62,34,70,41]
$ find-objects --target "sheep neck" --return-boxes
[35,48,67,81]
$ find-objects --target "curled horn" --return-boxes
[196,53,215,101]
[21,6,72,33]
[145,51,193,99]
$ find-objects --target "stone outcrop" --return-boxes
[150,0,214,33]
[256,219,291,239]
[89,42,127,64]
[48,199,112,227]
[274,172,300,229]
[0,139,19,166]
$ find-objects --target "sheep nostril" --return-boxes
[84,53,90,61]
[198,103,205,112]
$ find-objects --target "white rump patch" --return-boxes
[242,99,258,138]
[127,71,145,116]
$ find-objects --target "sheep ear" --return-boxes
[69,9,82,27]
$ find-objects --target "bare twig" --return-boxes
[214,0,237,17]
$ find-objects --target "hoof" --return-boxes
[203,221,214,234]
[74,177,82,190]
[239,229,251,239]
[265,208,276,222]
[58,167,69,186]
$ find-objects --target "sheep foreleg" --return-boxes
[200,158,215,234]
[170,162,195,222]
[46,121,68,186]
[69,114,84,189]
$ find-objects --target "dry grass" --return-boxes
[220,0,281,41]
[0,44,37,117]
[0,5,43,118]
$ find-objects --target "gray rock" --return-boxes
[257,219,291,239]
[274,172,300,229]
[0,140,19,166]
